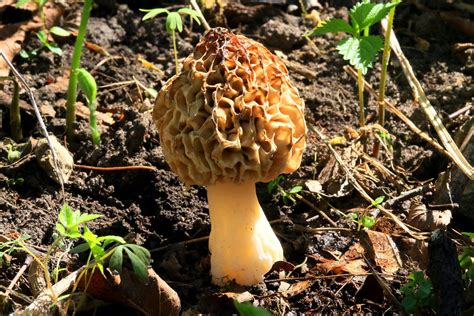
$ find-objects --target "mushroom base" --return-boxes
[207,181,284,286]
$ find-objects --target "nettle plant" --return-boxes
[140,7,202,74]
[306,0,400,128]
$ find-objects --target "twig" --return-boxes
[381,20,474,180]
[312,125,426,240]
[292,225,352,234]
[74,164,157,172]
[150,236,209,253]
[265,272,395,283]
[0,50,65,200]
[384,184,433,208]
[295,193,339,227]
[448,103,472,120]
[0,285,33,304]
[6,255,33,293]
[190,0,211,31]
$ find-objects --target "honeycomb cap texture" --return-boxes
[153,27,306,186]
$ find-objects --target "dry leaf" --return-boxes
[407,202,452,231]
[361,230,402,276]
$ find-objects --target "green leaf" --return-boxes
[336,36,383,74]
[145,87,158,99]
[55,223,66,236]
[59,204,74,227]
[178,7,202,25]
[140,8,169,21]
[418,281,433,300]
[125,244,151,266]
[70,242,90,253]
[97,235,126,245]
[45,42,62,55]
[350,1,400,32]
[233,301,272,316]
[124,247,149,282]
[267,175,283,193]
[371,195,385,207]
[289,185,303,194]
[76,68,97,106]
[109,246,124,273]
[305,18,354,37]
[19,50,29,59]
[462,232,474,239]
[401,295,417,314]
[362,216,376,229]
[166,12,182,33]
[77,213,102,226]
[36,30,48,45]
[49,26,71,37]
[16,0,30,8]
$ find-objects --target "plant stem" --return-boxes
[357,68,365,127]
[65,0,93,140]
[172,30,179,74]
[373,2,397,158]
[10,79,23,142]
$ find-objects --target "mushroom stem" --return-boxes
[207,181,284,286]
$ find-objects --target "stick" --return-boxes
[190,0,211,31]
[384,184,433,208]
[381,20,474,180]
[74,164,157,172]
[0,50,65,199]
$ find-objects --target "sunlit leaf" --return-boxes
[140,8,169,21]
[233,301,272,316]
[50,26,71,37]
[305,18,354,37]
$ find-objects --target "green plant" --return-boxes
[350,195,383,230]
[305,0,400,127]
[0,234,30,268]
[459,232,474,282]
[16,1,70,58]
[372,0,398,158]
[0,77,22,141]
[233,300,272,316]
[140,7,202,74]
[76,68,100,144]
[65,0,93,140]
[267,175,303,204]
[400,271,435,314]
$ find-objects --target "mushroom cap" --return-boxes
[153,27,306,186]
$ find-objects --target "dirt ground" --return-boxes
[0,0,473,315]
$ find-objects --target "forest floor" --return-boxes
[0,0,473,315]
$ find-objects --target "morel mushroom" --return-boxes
[153,28,306,285]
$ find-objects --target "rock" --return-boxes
[259,19,303,50]
[34,135,74,184]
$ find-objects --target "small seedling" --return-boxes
[267,175,303,205]
[140,7,202,74]
[16,1,71,58]
[76,68,100,145]
[0,77,22,141]
[65,0,93,140]
[305,0,400,127]
[0,233,30,268]
[400,271,435,314]
[350,195,383,230]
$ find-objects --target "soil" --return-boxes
[0,0,473,315]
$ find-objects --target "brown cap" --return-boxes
[153,28,306,186]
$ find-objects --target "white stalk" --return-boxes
[207,181,284,286]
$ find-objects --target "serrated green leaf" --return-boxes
[109,246,124,273]
[140,8,169,21]
[59,204,73,227]
[350,1,400,32]
[306,18,354,37]
[55,223,66,236]
[49,26,70,37]
[70,242,90,253]
[233,301,272,316]
[336,36,383,74]
[124,247,148,282]
[77,213,102,226]
[166,12,182,33]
